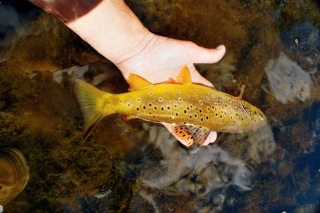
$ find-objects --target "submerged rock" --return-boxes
[265,52,312,104]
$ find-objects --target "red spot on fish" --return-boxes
[137,98,141,102]
[127,103,131,107]
[149,92,153,95]
[177,90,180,93]
[174,104,178,108]
[158,97,163,102]
[178,97,183,102]
[199,100,203,105]
[166,90,169,94]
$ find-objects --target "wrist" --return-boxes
[65,0,154,66]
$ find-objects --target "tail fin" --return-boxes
[74,80,114,139]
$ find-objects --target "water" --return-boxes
[0,0,320,212]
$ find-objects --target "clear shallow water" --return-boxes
[0,0,320,212]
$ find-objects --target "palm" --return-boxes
[116,35,225,86]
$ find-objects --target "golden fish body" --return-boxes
[74,66,267,149]
[109,83,266,133]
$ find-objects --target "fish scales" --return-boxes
[74,66,267,150]
[105,83,265,133]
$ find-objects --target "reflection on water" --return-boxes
[0,0,320,212]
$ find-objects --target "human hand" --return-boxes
[116,34,226,87]
[116,34,224,148]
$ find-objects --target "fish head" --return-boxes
[240,100,267,130]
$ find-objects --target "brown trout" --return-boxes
[74,66,267,150]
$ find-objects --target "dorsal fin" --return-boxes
[177,66,192,85]
[168,78,182,84]
[127,73,153,91]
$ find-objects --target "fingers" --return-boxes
[185,42,226,64]
[203,131,217,146]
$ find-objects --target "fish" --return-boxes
[74,66,267,151]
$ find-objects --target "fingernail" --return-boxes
[215,45,225,50]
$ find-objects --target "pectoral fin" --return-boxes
[164,123,211,153]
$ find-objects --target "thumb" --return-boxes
[186,43,226,64]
